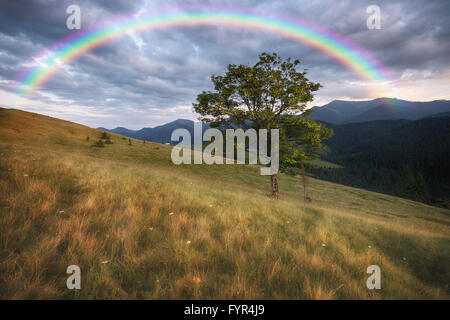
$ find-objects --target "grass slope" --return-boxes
[0,108,449,299]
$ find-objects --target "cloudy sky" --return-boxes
[0,0,449,129]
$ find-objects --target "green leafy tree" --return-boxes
[193,52,333,196]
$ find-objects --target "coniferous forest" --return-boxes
[308,116,450,208]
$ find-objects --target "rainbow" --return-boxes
[13,5,393,97]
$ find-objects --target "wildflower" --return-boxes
[101,260,109,264]
[321,243,326,247]
[148,227,153,231]
[58,210,65,214]
[168,212,174,216]
[186,240,191,245]
[23,174,28,177]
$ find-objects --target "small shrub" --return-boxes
[100,131,109,139]
[105,138,113,144]
[86,136,90,141]
[128,139,132,146]
[93,140,104,148]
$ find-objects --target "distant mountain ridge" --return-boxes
[308,98,450,124]
[99,98,450,142]
[99,119,210,144]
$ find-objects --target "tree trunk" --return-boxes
[271,174,279,197]
[268,130,279,197]
[301,164,307,207]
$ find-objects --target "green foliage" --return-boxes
[193,52,333,170]
[279,116,333,169]
[396,166,417,198]
[311,165,432,205]
[308,117,449,207]
[282,166,300,176]
[415,173,430,203]
[395,167,430,203]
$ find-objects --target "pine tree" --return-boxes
[415,173,430,203]
[395,165,416,199]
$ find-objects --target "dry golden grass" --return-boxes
[0,108,449,299]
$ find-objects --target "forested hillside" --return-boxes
[310,116,450,207]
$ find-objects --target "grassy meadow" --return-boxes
[0,107,449,299]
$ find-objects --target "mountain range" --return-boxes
[99,98,450,143]
[99,119,210,144]
[308,97,450,124]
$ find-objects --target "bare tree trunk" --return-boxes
[271,174,279,197]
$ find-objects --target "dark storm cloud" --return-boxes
[0,0,140,37]
[349,0,450,71]
[0,0,449,128]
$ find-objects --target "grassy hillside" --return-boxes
[0,108,449,299]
